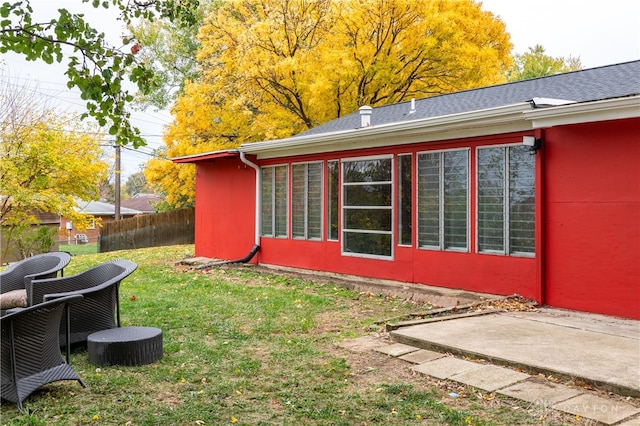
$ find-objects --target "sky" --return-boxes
[1,0,639,180]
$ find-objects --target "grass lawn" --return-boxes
[58,243,99,256]
[1,245,578,425]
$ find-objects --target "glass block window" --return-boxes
[292,162,322,240]
[261,165,288,237]
[477,145,535,255]
[417,149,469,250]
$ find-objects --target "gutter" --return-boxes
[525,95,640,127]
[240,103,533,159]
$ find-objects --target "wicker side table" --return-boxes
[88,326,163,366]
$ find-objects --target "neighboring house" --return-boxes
[59,200,142,244]
[174,61,640,320]
[120,194,163,214]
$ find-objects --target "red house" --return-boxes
[174,61,640,320]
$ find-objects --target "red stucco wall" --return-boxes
[194,158,257,261]
[190,119,639,319]
[543,118,640,319]
[253,135,540,302]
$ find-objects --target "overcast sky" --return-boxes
[481,0,640,67]
[1,0,639,179]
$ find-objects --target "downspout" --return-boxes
[196,150,260,269]
[240,151,261,248]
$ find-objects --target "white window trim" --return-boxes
[475,143,535,257]
[291,161,324,241]
[397,153,413,247]
[261,164,289,239]
[327,159,340,241]
[416,147,470,252]
[341,154,394,260]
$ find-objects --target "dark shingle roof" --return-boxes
[120,195,162,213]
[299,61,640,137]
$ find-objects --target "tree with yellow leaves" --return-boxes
[0,80,109,259]
[149,0,512,205]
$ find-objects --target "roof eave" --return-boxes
[170,95,640,164]
[525,95,640,128]
[239,103,533,159]
[172,149,240,164]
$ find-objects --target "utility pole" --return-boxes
[115,141,121,221]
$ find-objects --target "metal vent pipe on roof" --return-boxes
[359,105,372,127]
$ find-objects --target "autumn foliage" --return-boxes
[0,83,109,258]
[147,0,513,205]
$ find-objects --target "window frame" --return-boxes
[260,164,289,238]
[291,161,324,241]
[475,143,536,257]
[341,154,394,260]
[397,153,413,247]
[416,148,470,252]
[327,159,340,241]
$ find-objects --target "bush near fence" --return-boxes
[99,208,194,253]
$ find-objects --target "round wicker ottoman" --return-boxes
[88,326,163,366]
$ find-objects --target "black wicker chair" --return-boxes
[27,259,138,346]
[1,294,85,411]
[0,252,71,294]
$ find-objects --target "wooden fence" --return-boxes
[99,208,194,253]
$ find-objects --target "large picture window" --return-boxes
[261,165,288,237]
[417,149,469,250]
[292,162,322,240]
[477,145,535,255]
[342,156,393,258]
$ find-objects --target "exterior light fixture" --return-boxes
[523,135,542,154]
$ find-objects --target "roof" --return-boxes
[32,211,60,225]
[299,60,640,136]
[76,200,141,216]
[120,195,163,213]
[173,61,640,163]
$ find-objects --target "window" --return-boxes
[342,156,393,258]
[327,160,339,240]
[398,154,412,246]
[477,145,535,255]
[292,162,322,240]
[261,165,288,237]
[417,149,469,250]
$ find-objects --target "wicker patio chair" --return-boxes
[0,252,71,294]
[1,294,85,411]
[27,259,138,346]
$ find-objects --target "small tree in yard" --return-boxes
[11,224,58,259]
[0,78,109,260]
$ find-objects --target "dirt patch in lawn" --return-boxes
[180,260,638,425]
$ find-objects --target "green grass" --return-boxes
[1,245,572,425]
[58,243,99,256]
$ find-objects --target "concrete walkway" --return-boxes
[380,308,640,425]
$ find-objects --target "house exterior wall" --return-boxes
[193,158,257,261]
[58,215,137,245]
[254,133,540,301]
[59,217,100,244]
[543,118,639,319]
[190,118,639,319]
